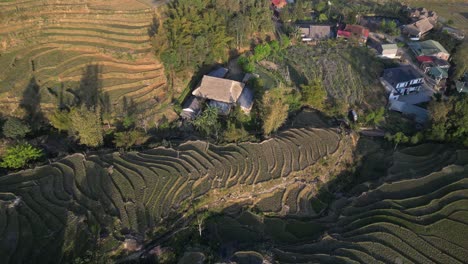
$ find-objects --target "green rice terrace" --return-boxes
[0,0,170,117]
[0,124,354,262]
[203,144,468,264]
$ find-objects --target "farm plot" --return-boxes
[273,145,468,264]
[284,44,387,109]
[0,0,168,116]
[0,126,344,261]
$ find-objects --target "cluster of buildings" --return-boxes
[295,5,456,124]
[402,7,438,41]
[180,4,461,126]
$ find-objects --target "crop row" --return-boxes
[274,146,468,264]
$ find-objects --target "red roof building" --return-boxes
[337,24,369,45]
[271,0,287,8]
[416,56,433,63]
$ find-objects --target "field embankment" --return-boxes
[0,0,171,117]
[203,143,468,263]
[0,122,353,262]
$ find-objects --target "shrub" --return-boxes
[191,106,221,138]
[253,43,271,62]
[261,88,289,135]
[0,143,42,169]
[114,130,148,149]
[301,80,326,110]
[223,123,249,143]
[364,107,385,126]
[2,117,31,139]
[238,56,255,73]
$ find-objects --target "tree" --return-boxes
[318,13,328,23]
[2,117,31,139]
[0,143,42,169]
[301,80,326,110]
[68,106,103,147]
[191,106,221,138]
[49,109,72,132]
[385,132,409,150]
[253,43,271,62]
[364,107,385,126]
[114,130,148,150]
[261,88,289,135]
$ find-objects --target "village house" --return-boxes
[271,0,287,9]
[192,75,254,115]
[337,24,369,45]
[181,67,229,120]
[378,44,399,59]
[408,40,450,61]
[299,24,332,43]
[381,65,425,100]
[416,56,450,85]
[402,18,434,41]
[408,7,438,23]
[181,96,202,120]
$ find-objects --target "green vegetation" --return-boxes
[300,80,326,110]
[379,19,400,35]
[1,117,31,139]
[51,107,104,147]
[427,95,468,146]
[0,143,42,169]
[452,43,467,81]
[113,130,148,149]
[155,0,273,74]
[191,106,221,138]
[363,107,385,126]
[261,88,290,135]
[0,122,344,262]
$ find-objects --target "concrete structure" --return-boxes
[299,24,332,43]
[381,66,425,100]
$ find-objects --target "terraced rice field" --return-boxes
[0,127,346,262]
[0,0,168,114]
[270,145,468,263]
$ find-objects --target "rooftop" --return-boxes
[192,76,245,104]
[383,65,424,85]
[404,18,434,36]
[429,67,448,79]
[408,40,449,57]
[381,44,398,51]
[299,24,331,40]
[237,86,254,113]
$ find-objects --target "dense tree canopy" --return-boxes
[427,95,468,146]
[155,0,273,73]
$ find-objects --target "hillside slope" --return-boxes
[0,126,352,262]
[0,0,169,117]
[203,144,468,264]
